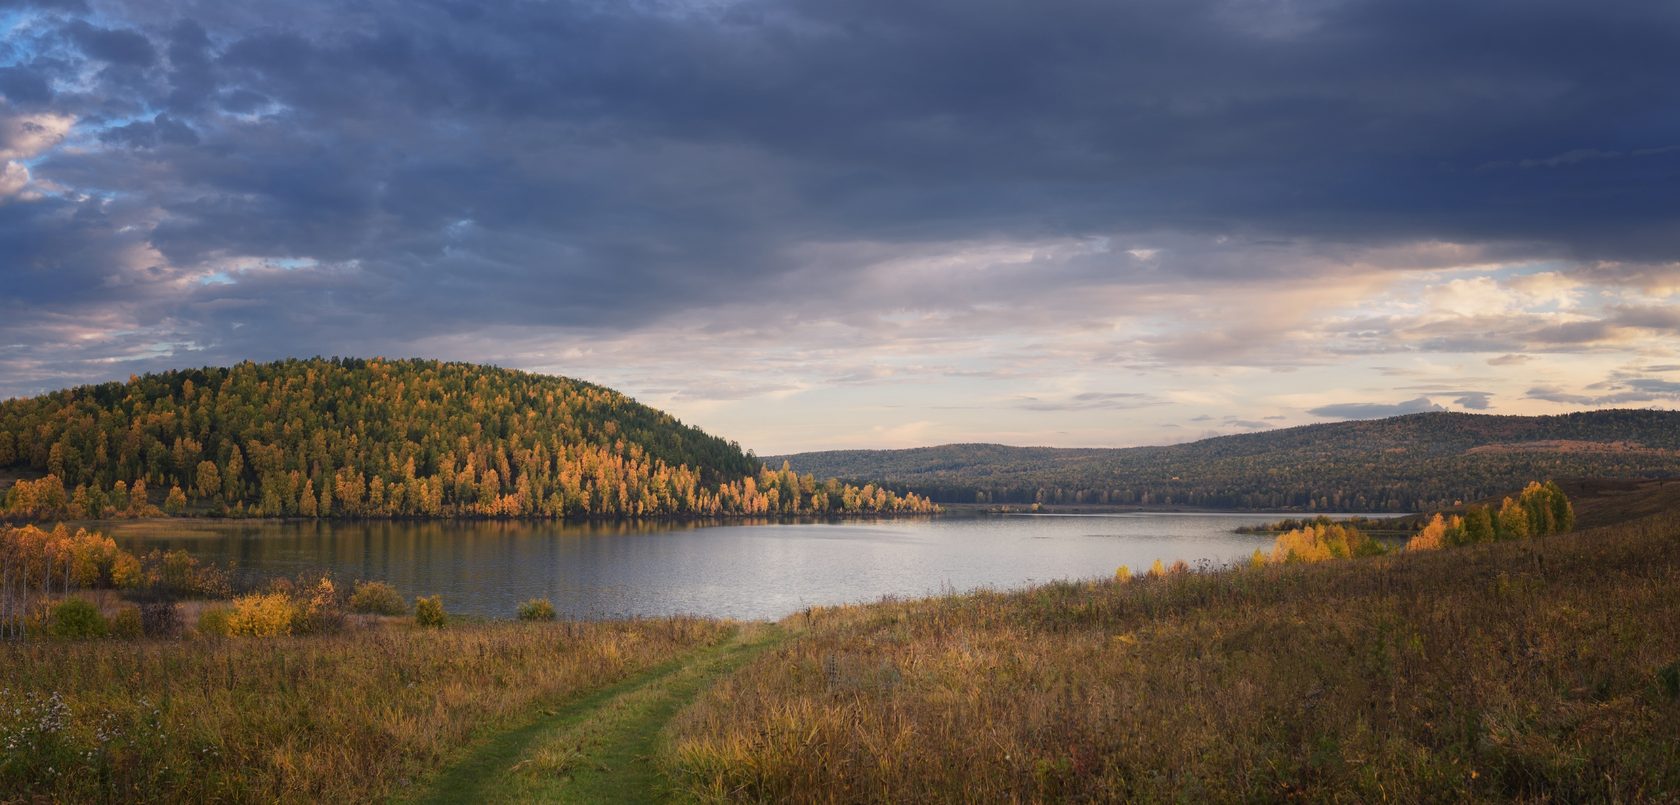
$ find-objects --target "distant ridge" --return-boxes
[770,410,1680,512]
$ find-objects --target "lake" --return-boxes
[101,512,1346,621]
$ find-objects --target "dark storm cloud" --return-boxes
[65,20,156,66]
[99,113,198,147]
[0,67,52,104]
[0,0,87,11]
[1308,397,1446,420]
[0,194,154,307]
[3,0,1680,394]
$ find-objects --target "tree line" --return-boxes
[1405,481,1575,550]
[778,410,1680,512]
[0,358,934,520]
[1247,480,1575,566]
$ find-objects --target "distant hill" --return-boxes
[0,358,933,519]
[770,410,1680,512]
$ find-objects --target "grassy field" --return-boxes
[411,623,784,804]
[5,484,1677,802]
[0,616,730,802]
[665,509,1680,802]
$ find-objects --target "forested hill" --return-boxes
[771,410,1680,512]
[0,358,934,519]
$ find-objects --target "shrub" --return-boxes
[415,596,446,628]
[197,607,233,638]
[110,605,144,639]
[144,549,231,598]
[517,598,557,621]
[1268,522,1387,564]
[141,601,183,638]
[228,593,298,637]
[1660,662,1680,700]
[46,598,108,639]
[349,580,407,615]
[291,575,345,635]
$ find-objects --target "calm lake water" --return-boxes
[101,513,1355,621]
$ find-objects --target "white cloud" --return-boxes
[0,161,29,198]
[1424,276,1507,317]
[0,109,74,161]
[1506,271,1582,309]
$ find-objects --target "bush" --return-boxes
[197,607,233,638]
[291,576,345,635]
[47,598,108,639]
[1268,522,1387,563]
[141,601,183,638]
[143,549,231,598]
[349,580,406,615]
[1661,662,1680,700]
[110,605,144,639]
[517,598,557,621]
[228,593,298,637]
[415,596,446,628]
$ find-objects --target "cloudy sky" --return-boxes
[3,0,1679,453]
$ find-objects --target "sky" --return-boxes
[2,0,1679,454]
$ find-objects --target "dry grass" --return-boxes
[0,616,730,802]
[667,512,1680,802]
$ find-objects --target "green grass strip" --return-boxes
[408,624,782,804]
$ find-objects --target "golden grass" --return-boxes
[0,616,729,802]
[666,512,1680,802]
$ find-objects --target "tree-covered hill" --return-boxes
[771,410,1680,512]
[0,358,933,519]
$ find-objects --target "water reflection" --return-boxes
[100,513,1333,620]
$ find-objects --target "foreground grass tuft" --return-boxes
[667,511,1680,802]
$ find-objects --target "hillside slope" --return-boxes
[666,501,1680,801]
[772,410,1680,512]
[0,358,932,519]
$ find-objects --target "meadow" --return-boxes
[3,483,1675,802]
[0,616,730,802]
[665,508,1680,802]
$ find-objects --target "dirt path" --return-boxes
[409,623,781,804]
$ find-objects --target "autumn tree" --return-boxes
[299,479,319,518]
[129,478,149,516]
[1496,496,1530,539]
[164,485,188,515]
[195,460,221,501]
[1406,513,1449,551]
[1458,505,1496,545]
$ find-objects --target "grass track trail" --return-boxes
[408,623,782,804]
